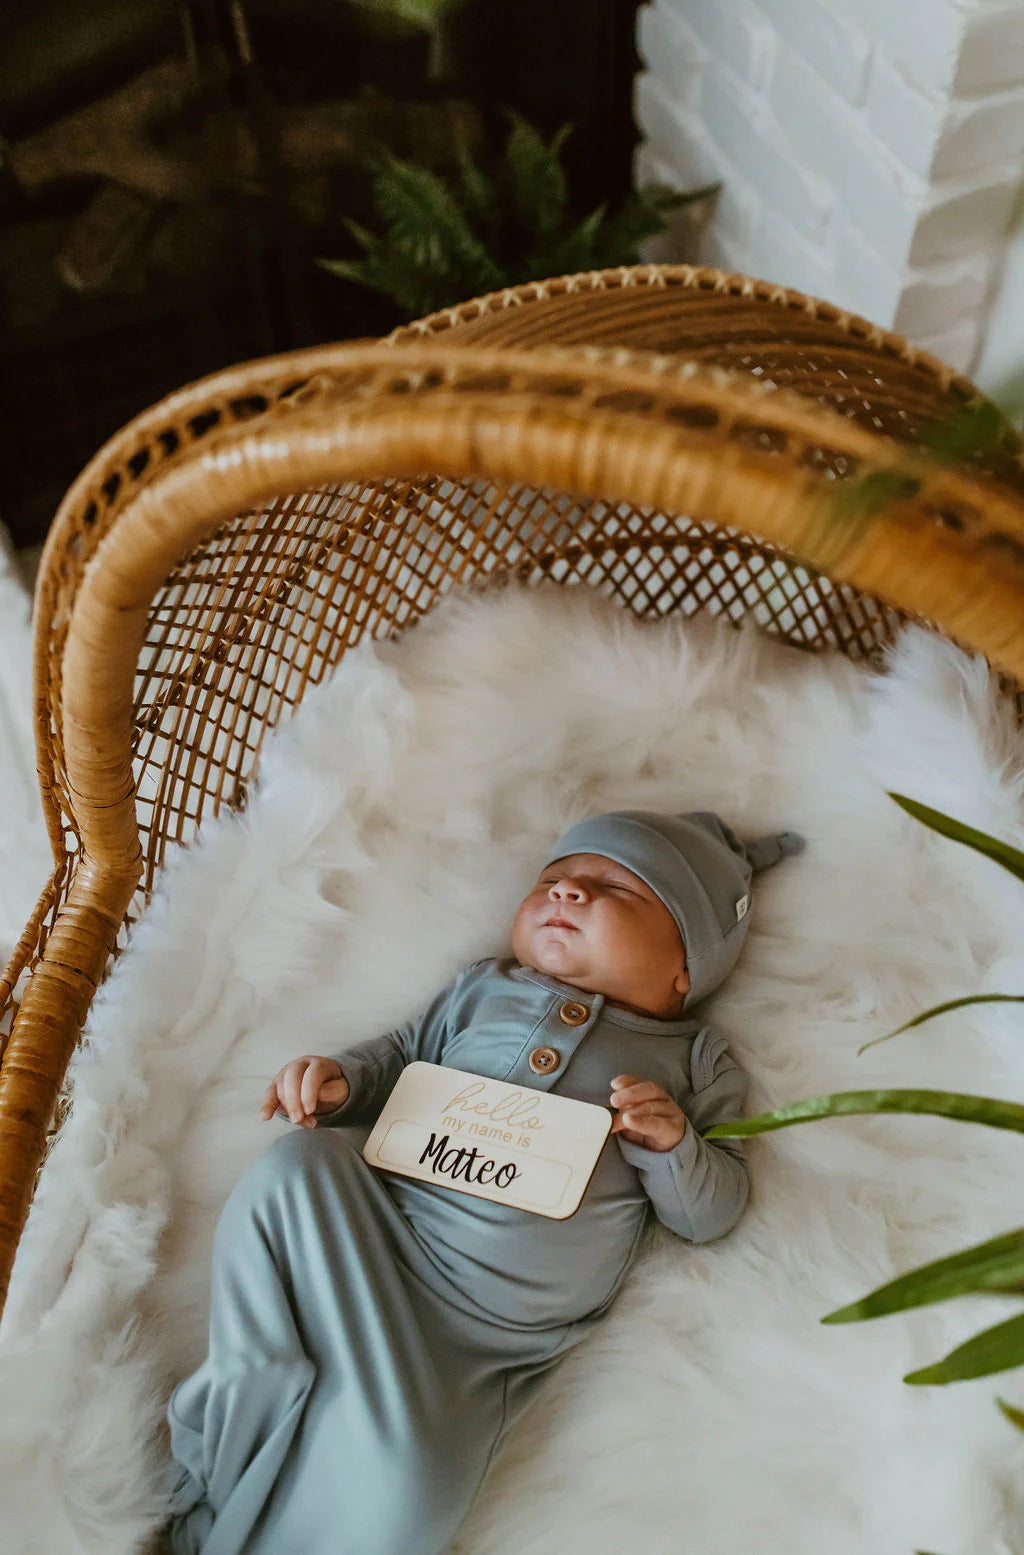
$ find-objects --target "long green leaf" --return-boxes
[858,993,1024,1054]
[887,791,1024,883]
[704,1089,1024,1138]
[821,1228,1024,1323]
[903,1310,1024,1385]
[997,1395,1024,1431]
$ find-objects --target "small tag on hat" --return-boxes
[735,893,750,921]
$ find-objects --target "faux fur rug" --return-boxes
[1,577,1023,1555]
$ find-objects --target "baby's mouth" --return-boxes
[544,917,578,931]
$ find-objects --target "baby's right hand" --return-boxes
[260,1056,350,1128]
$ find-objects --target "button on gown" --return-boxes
[162,956,751,1554]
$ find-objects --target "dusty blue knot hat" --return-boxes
[540,809,806,1012]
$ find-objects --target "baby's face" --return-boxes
[510,852,690,1020]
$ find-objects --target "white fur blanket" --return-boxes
[1,578,1022,1555]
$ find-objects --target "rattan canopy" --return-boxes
[2,262,1024,1316]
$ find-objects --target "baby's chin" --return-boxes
[523,932,591,976]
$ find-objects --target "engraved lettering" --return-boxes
[442,1080,544,1131]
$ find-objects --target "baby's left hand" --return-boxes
[609,1074,687,1151]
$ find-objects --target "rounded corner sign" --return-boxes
[362,1061,613,1219]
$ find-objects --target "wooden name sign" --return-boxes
[362,1061,612,1219]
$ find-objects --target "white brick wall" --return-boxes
[635,0,1024,384]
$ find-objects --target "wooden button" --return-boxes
[529,1045,561,1074]
[558,1000,589,1025]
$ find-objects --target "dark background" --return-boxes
[0,0,644,546]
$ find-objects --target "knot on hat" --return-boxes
[726,825,807,874]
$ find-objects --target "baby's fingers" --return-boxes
[301,1060,335,1117]
[259,1081,282,1120]
[619,1098,686,1150]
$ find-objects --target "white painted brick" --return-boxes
[830,212,907,325]
[933,89,1024,177]
[956,5,1024,94]
[893,254,993,336]
[637,3,702,110]
[908,313,984,375]
[633,139,676,193]
[633,76,762,249]
[696,225,748,279]
[659,0,767,89]
[770,48,925,269]
[699,58,835,243]
[634,72,712,186]
[846,0,976,91]
[909,173,1023,263]
[755,0,872,103]
[748,209,836,302]
[864,51,949,182]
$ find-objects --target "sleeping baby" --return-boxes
[161,808,805,1555]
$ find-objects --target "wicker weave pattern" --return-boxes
[388,265,1024,493]
[13,342,1024,986]
[2,263,1024,1316]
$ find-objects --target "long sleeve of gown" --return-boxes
[616,1027,751,1244]
[310,969,467,1129]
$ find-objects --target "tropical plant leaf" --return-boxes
[453,129,499,235]
[857,993,1024,1055]
[320,233,489,318]
[318,251,426,315]
[369,155,502,283]
[997,1395,1024,1431]
[903,1310,1024,1385]
[524,204,609,280]
[821,1227,1024,1323]
[502,111,571,236]
[887,791,1024,883]
[704,1088,1024,1139]
[318,110,728,313]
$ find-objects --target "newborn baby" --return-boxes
[161,809,804,1555]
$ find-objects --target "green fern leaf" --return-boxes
[453,130,499,235]
[502,111,571,236]
[525,204,609,280]
[370,157,466,265]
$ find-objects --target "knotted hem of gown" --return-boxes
[160,1355,316,1555]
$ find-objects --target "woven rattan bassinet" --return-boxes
[4,260,1024,1317]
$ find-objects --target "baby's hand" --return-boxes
[259,1056,350,1128]
[609,1074,686,1151]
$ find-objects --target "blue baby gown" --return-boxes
[162,954,751,1554]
